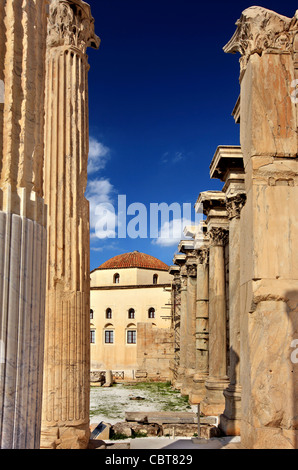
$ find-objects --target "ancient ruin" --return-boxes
[0,2,297,450]
[170,6,298,449]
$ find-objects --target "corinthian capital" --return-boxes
[224,7,298,77]
[48,0,100,52]
[209,227,229,247]
[226,193,246,220]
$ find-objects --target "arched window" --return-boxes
[90,309,94,320]
[104,324,114,344]
[106,308,112,319]
[148,307,155,319]
[128,308,135,319]
[113,273,120,284]
[126,324,137,344]
[153,274,158,285]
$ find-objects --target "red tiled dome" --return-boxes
[97,251,169,271]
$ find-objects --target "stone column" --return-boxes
[173,255,187,390]
[220,193,246,435]
[181,254,197,397]
[0,0,48,449]
[197,191,229,416]
[225,7,298,448]
[201,227,229,415]
[41,0,100,449]
[169,265,181,387]
[209,146,246,434]
[192,246,209,403]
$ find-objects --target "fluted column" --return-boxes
[41,0,100,449]
[0,0,48,449]
[201,227,229,416]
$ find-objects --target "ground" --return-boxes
[90,381,197,426]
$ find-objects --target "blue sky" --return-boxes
[86,1,297,271]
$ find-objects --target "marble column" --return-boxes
[0,0,48,449]
[168,265,181,387]
[209,145,246,434]
[220,193,246,435]
[225,7,298,448]
[40,0,100,449]
[172,254,187,390]
[181,254,197,397]
[192,246,209,403]
[197,191,229,416]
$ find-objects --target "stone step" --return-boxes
[125,411,217,425]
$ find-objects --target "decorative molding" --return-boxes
[47,0,100,53]
[226,193,246,220]
[224,7,298,77]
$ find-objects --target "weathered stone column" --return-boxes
[183,253,198,398]
[169,265,181,387]
[0,0,48,449]
[192,245,209,403]
[225,7,298,448]
[41,0,100,449]
[172,254,187,390]
[209,146,246,435]
[198,192,229,416]
[220,193,246,435]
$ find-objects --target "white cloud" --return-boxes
[152,217,193,247]
[161,151,185,165]
[88,137,110,174]
[86,178,118,239]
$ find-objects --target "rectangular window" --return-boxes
[90,330,96,344]
[127,330,136,344]
[105,330,114,344]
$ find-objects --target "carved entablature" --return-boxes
[224,7,298,77]
[226,193,246,220]
[48,0,100,53]
[209,227,229,247]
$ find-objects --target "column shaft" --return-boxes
[41,0,99,449]
[0,0,48,449]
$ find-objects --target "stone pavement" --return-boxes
[90,436,242,450]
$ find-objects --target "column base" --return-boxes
[219,384,242,435]
[200,376,229,416]
[40,423,90,449]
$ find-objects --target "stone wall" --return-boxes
[136,323,174,382]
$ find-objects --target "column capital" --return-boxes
[209,227,229,247]
[197,247,209,265]
[226,193,246,220]
[47,0,100,53]
[223,7,297,79]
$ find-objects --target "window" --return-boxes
[106,308,112,319]
[148,307,155,319]
[128,308,135,319]
[90,330,96,344]
[127,330,136,344]
[90,309,94,320]
[105,330,114,344]
[153,274,158,284]
[113,273,120,284]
